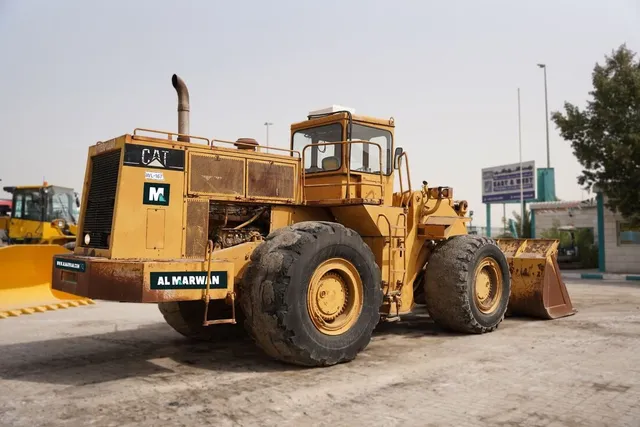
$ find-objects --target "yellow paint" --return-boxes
[473,257,503,314]
[307,258,364,335]
[269,205,334,230]
[3,184,79,246]
[56,110,571,329]
[0,245,94,319]
[0,217,8,233]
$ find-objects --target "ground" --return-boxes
[1,280,639,427]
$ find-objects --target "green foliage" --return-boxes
[540,223,573,247]
[540,221,599,269]
[576,229,599,269]
[551,44,640,227]
[512,208,532,238]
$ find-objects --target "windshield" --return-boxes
[292,123,343,173]
[12,190,44,221]
[47,189,78,223]
[350,124,393,175]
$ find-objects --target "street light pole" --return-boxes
[518,87,524,237]
[537,63,550,168]
[264,122,273,150]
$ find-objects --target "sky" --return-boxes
[0,0,638,228]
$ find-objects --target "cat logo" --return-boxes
[124,143,186,171]
[143,183,170,206]
[141,148,170,168]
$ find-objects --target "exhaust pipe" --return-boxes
[171,74,190,142]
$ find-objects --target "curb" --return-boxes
[562,272,640,282]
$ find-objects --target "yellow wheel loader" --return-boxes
[0,184,94,319]
[51,75,575,366]
[1,184,79,247]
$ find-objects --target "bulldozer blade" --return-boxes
[0,245,95,319]
[497,239,576,320]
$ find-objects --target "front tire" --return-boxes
[424,235,511,334]
[240,221,383,367]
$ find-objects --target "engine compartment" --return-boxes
[208,203,270,250]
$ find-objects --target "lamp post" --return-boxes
[537,63,550,168]
[264,122,273,149]
[518,88,524,237]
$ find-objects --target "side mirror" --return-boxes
[393,147,404,169]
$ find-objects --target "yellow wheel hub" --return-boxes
[307,258,364,335]
[473,257,503,314]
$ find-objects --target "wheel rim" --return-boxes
[473,257,503,314]
[307,258,364,336]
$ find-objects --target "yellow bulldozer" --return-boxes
[0,184,94,318]
[50,75,575,366]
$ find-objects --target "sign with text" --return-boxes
[150,271,228,290]
[482,161,536,203]
[55,258,87,273]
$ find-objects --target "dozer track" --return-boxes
[0,245,94,319]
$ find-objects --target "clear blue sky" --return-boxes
[0,0,638,227]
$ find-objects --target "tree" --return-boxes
[512,208,532,238]
[551,44,640,227]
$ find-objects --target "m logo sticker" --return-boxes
[143,183,170,206]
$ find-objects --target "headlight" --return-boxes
[51,219,66,229]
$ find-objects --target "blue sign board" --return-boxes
[482,161,536,203]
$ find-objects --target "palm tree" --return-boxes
[512,208,532,238]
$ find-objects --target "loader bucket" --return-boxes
[496,239,576,320]
[0,245,94,319]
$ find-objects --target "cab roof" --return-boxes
[290,111,395,131]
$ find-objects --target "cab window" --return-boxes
[11,190,44,221]
[22,191,44,221]
[46,191,76,223]
[292,123,343,173]
[12,194,23,218]
[350,124,392,175]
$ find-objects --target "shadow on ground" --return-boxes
[0,305,525,387]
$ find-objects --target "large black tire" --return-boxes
[158,300,246,341]
[424,235,511,334]
[240,221,383,367]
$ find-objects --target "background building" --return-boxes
[530,194,640,274]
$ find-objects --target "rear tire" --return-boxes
[424,235,511,334]
[240,221,383,367]
[158,300,245,341]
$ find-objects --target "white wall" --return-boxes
[533,207,598,238]
[603,207,640,274]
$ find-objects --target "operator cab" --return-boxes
[4,185,80,226]
[290,106,402,206]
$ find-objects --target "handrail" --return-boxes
[211,138,301,158]
[133,128,211,145]
[301,140,385,203]
[377,214,394,290]
[397,152,412,206]
[131,129,302,160]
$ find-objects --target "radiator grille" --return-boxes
[81,149,121,249]
[247,161,295,199]
[189,154,245,195]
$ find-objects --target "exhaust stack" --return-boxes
[171,74,190,142]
